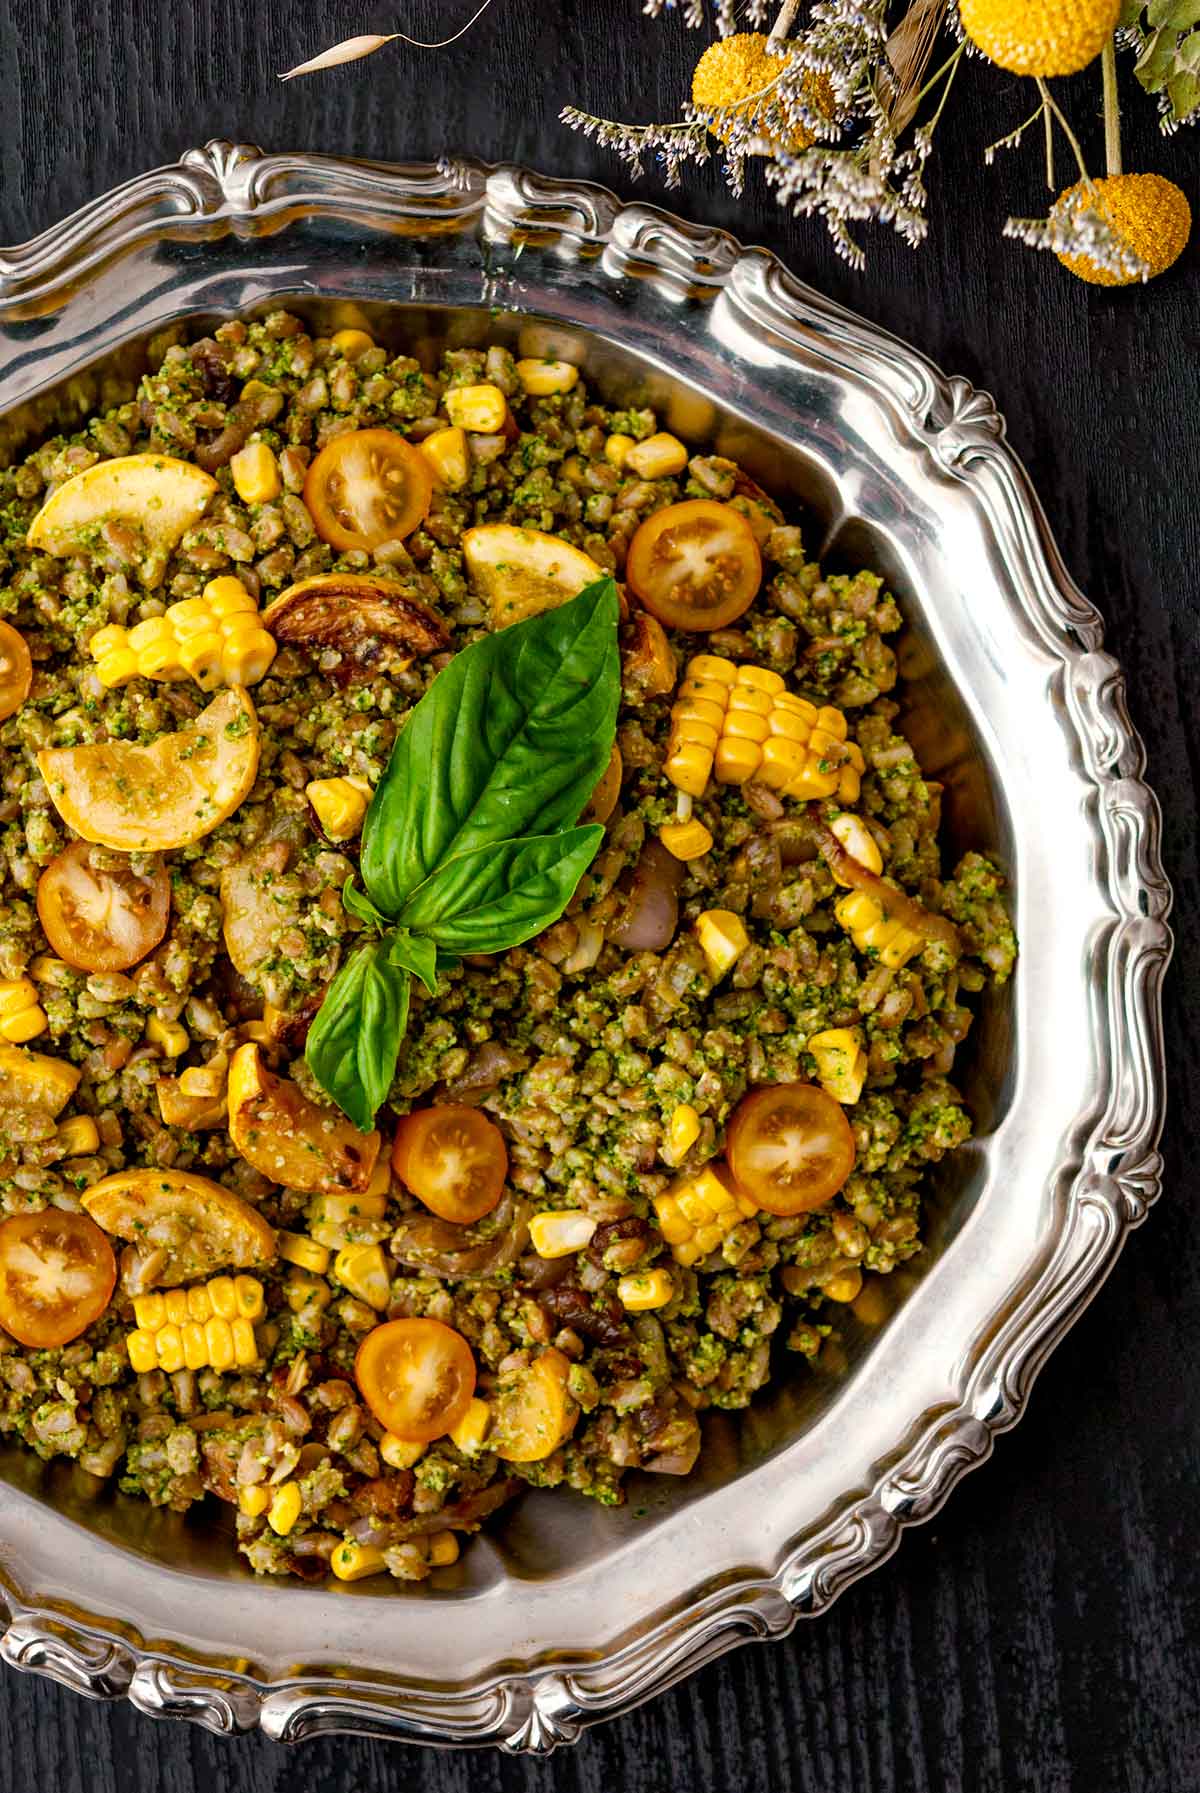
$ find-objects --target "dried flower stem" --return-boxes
[1043,103,1055,190]
[768,0,802,47]
[1102,38,1122,176]
[1036,78,1090,183]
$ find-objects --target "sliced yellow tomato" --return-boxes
[0,622,33,722]
[626,499,761,632]
[0,1209,116,1348]
[27,454,217,557]
[355,1317,477,1444]
[226,1042,380,1195]
[0,1043,81,1115]
[82,1168,276,1285]
[461,524,603,629]
[37,840,170,972]
[303,430,432,553]
[585,743,623,826]
[491,1346,578,1463]
[725,1083,855,1216]
[37,687,259,851]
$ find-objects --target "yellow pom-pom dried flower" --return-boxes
[1054,173,1191,286]
[691,33,833,153]
[959,0,1119,77]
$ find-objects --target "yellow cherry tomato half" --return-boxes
[37,840,170,972]
[355,1317,477,1444]
[625,499,762,632]
[725,1082,855,1216]
[304,428,432,553]
[391,1104,508,1226]
[0,622,33,722]
[0,1208,116,1348]
[491,1346,578,1463]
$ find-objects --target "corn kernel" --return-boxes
[695,909,749,980]
[155,1324,184,1373]
[331,1540,388,1580]
[127,617,175,654]
[830,813,882,879]
[653,1164,756,1265]
[0,979,46,1043]
[312,1190,389,1226]
[234,1274,265,1321]
[181,1321,207,1370]
[528,1210,597,1258]
[95,647,139,687]
[239,1484,271,1518]
[443,383,508,433]
[133,1292,166,1331]
[89,624,127,659]
[834,890,922,971]
[267,1481,302,1536]
[230,441,281,506]
[605,433,636,469]
[665,1103,700,1165]
[137,638,185,681]
[824,1267,864,1304]
[284,1271,332,1314]
[164,1289,189,1327]
[332,1243,391,1311]
[418,425,471,491]
[205,1317,236,1369]
[278,1231,331,1274]
[208,1275,237,1319]
[625,432,688,479]
[146,1016,189,1058]
[186,1283,213,1323]
[448,1396,492,1455]
[177,630,224,691]
[231,1318,258,1365]
[663,740,713,800]
[221,628,276,688]
[427,1530,460,1567]
[331,328,375,360]
[618,1268,676,1311]
[126,1329,158,1373]
[53,1114,100,1158]
[808,1026,868,1105]
[658,819,714,862]
[306,775,371,842]
[515,358,579,396]
[203,576,256,617]
[380,1432,426,1471]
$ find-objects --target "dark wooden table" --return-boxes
[0,4,1196,1788]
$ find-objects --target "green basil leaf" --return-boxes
[360,576,620,914]
[343,877,390,931]
[305,938,410,1130]
[387,927,439,996]
[397,825,604,953]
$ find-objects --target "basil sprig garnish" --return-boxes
[306,576,621,1129]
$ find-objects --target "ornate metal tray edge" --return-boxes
[0,144,1173,1752]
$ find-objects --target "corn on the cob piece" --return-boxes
[306,775,371,842]
[664,654,863,806]
[617,1268,676,1311]
[652,1164,758,1267]
[834,889,923,970]
[125,1275,263,1373]
[807,1027,869,1105]
[0,977,47,1043]
[528,1210,598,1258]
[90,577,276,691]
[695,909,749,981]
[230,442,281,506]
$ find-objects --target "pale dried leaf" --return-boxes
[279,35,399,80]
[885,0,947,133]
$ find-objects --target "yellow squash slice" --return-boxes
[27,454,217,558]
[461,524,603,629]
[0,1043,81,1115]
[37,688,260,852]
[226,1042,381,1195]
[82,1168,276,1285]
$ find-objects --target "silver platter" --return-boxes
[0,144,1172,1753]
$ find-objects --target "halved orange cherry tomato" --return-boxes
[355,1317,477,1443]
[0,622,32,722]
[0,1208,117,1348]
[625,499,762,632]
[304,428,432,553]
[725,1082,855,1216]
[391,1104,508,1225]
[491,1346,578,1463]
[37,840,170,973]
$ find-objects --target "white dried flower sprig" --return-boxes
[1003,199,1149,282]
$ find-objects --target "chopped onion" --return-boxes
[607,840,683,952]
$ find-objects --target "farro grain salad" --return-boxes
[0,312,1016,1584]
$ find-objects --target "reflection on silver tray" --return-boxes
[0,143,1172,1753]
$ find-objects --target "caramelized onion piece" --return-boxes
[262,573,448,675]
[607,840,683,953]
[390,1192,531,1279]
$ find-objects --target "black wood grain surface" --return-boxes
[0,4,1196,1788]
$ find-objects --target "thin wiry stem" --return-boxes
[1043,101,1055,190]
[1036,78,1091,183]
[1102,38,1122,175]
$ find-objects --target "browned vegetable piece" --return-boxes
[262,573,448,676]
[622,608,677,701]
